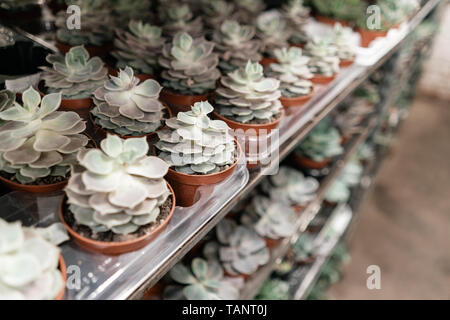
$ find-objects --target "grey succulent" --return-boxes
[0,89,15,125]
[164,258,240,300]
[215,61,282,124]
[261,166,319,206]
[91,67,167,137]
[305,37,340,77]
[256,278,290,300]
[325,160,362,204]
[0,87,87,184]
[212,20,262,73]
[200,0,237,32]
[334,99,374,137]
[158,32,221,95]
[159,3,203,38]
[0,27,15,48]
[39,46,108,100]
[282,0,310,45]
[241,196,296,240]
[155,101,235,175]
[355,143,374,162]
[324,179,350,204]
[266,47,314,98]
[204,219,269,276]
[233,0,266,23]
[292,233,316,263]
[0,218,69,300]
[56,0,114,46]
[332,23,356,62]
[112,21,166,76]
[256,10,291,58]
[65,135,172,236]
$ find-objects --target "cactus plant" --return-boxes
[91,67,167,137]
[158,32,221,95]
[0,87,87,185]
[282,0,310,45]
[0,218,69,300]
[305,37,340,77]
[155,101,235,174]
[256,278,290,300]
[56,0,114,46]
[39,46,108,100]
[256,10,291,59]
[332,23,356,63]
[212,20,262,73]
[164,258,240,300]
[266,47,314,98]
[261,166,319,207]
[215,61,282,124]
[64,135,172,238]
[241,196,296,240]
[159,3,203,38]
[112,21,166,76]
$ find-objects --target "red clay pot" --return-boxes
[293,154,331,170]
[296,256,316,265]
[55,41,113,57]
[310,73,337,85]
[339,59,355,68]
[55,255,67,300]
[315,15,350,27]
[293,204,306,213]
[160,89,212,115]
[279,90,314,108]
[224,271,251,282]
[264,237,282,249]
[162,140,242,207]
[259,57,278,67]
[141,282,165,300]
[357,28,388,48]
[213,111,283,136]
[59,183,176,255]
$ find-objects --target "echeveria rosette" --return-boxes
[155,101,235,175]
[241,196,296,240]
[0,89,15,125]
[282,0,310,45]
[160,4,203,38]
[256,279,290,300]
[55,0,114,46]
[39,46,108,100]
[158,32,221,96]
[305,38,340,77]
[256,10,291,59]
[112,0,152,24]
[164,258,240,300]
[332,23,356,62]
[267,47,314,98]
[201,0,237,32]
[0,87,88,184]
[215,61,282,124]
[112,21,166,76]
[0,219,68,300]
[325,179,350,204]
[233,0,266,23]
[91,67,167,137]
[261,166,319,207]
[65,135,172,236]
[212,20,262,73]
[295,118,343,162]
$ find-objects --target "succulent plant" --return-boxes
[112,21,166,76]
[295,118,344,162]
[266,47,314,98]
[212,20,262,73]
[355,143,374,162]
[65,135,172,236]
[0,0,38,10]
[215,61,282,124]
[158,32,221,95]
[292,233,316,263]
[338,159,363,187]
[155,101,235,174]
[233,0,266,23]
[241,196,296,240]
[325,179,350,204]
[0,87,87,184]
[159,3,203,38]
[256,278,290,300]
[305,37,340,77]
[204,219,270,276]
[39,46,108,100]
[164,258,240,300]
[0,27,15,48]
[373,0,419,29]
[281,0,310,45]
[91,67,167,137]
[256,10,291,58]
[0,89,15,125]
[332,23,356,62]
[334,99,374,137]
[56,0,114,46]
[112,0,152,24]
[200,0,237,32]
[0,218,69,300]
[310,0,366,23]
[261,166,319,207]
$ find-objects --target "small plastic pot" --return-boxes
[315,15,350,27]
[213,111,283,136]
[161,140,242,207]
[55,255,67,300]
[339,59,355,68]
[59,183,176,255]
[357,28,388,48]
[293,154,331,170]
[259,57,278,67]
[160,89,213,115]
[279,90,314,108]
[55,40,113,57]
[310,73,337,85]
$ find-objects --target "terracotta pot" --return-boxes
[315,15,350,27]
[341,135,351,145]
[357,28,388,48]
[160,89,212,115]
[293,154,331,170]
[142,282,165,300]
[339,59,355,68]
[89,105,172,140]
[293,204,306,213]
[259,57,278,66]
[0,174,67,194]
[224,271,251,282]
[213,111,283,136]
[59,183,176,255]
[55,255,67,300]
[296,256,316,265]
[55,40,113,57]
[264,237,282,249]
[162,140,242,207]
[280,90,314,108]
[310,73,337,85]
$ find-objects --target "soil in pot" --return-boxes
[293,154,331,170]
[357,28,388,48]
[55,41,113,58]
[160,89,213,115]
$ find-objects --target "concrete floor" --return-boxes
[328,95,450,300]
